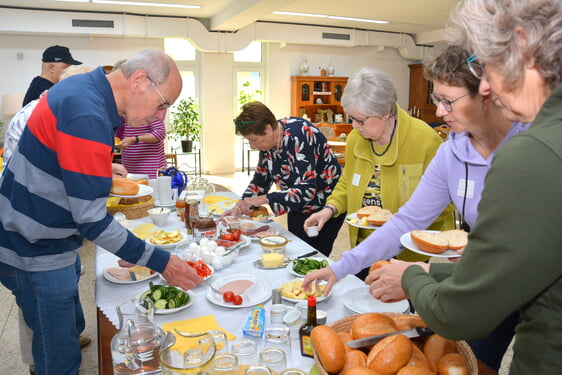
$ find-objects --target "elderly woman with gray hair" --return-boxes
[304,67,454,267]
[368,1,561,374]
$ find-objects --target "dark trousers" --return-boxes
[287,211,347,257]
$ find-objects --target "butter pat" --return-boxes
[261,253,284,268]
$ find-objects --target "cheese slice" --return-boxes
[132,223,158,239]
[261,253,284,268]
[203,195,231,204]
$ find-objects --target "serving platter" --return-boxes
[345,212,382,230]
[110,184,153,198]
[279,278,332,304]
[203,191,240,215]
[206,273,272,308]
[400,231,460,258]
[103,266,158,284]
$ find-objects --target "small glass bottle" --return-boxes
[299,295,317,358]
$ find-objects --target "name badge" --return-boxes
[457,179,474,199]
[352,174,361,186]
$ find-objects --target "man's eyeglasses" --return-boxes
[467,53,486,79]
[430,93,470,112]
[147,76,171,111]
[233,119,256,128]
[348,115,373,126]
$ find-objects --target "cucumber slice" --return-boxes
[154,299,167,309]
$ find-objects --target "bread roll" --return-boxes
[369,260,391,274]
[437,353,468,375]
[396,365,436,375]
[367,334,413,375]
[410,231,449,254]
[350,313,398,340]
[311,325,346,374]
[340,367,383,375]
[423,334,456,372]
[367,209,392,226]
[247,205,269,218]
[391,314,428,331]
[406,344,431,370]
[437,230,468,250]
[338,331,355,352]
[357,206,382,218]
[136,179,148,185]
[111,177,140,196]
[341,349,368,372]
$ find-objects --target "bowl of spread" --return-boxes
[259,235,289,256]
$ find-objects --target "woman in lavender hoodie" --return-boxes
[303,45,529,370]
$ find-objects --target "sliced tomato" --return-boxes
[223,291,234,303]
[220,233,235,241]
[232,295,243,305]
[232,230,241,241]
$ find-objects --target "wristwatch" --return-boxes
[134,136,140,144]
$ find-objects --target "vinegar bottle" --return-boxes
[299,295,317,357]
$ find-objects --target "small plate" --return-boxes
[287,257,331,277]
[253,258,290,269]
[159,263,214,283]
[342,286,409,314]
[136,289,196,315]
[345,212,382,229]
[279,278,332,304]
[110,184,153,198]
[400,231,460,258]
[206,273,272,308]
[154,200,176,209]
[103,266,158,284]
[146,231,187,249]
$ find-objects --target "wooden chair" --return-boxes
[318,126,336,139]
[165,153,177,167]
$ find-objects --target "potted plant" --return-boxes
[169,97,202,153]
[238,81,262,110]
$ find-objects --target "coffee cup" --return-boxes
[283,309,301,331]
[316,310,327,325]
[270,304,287,324]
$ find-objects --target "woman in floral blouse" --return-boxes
[227,101,344,255]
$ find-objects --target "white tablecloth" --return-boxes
[95,213,365,371]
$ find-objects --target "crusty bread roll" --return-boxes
[405,344,431,370]
[136,179,148,185]
[340,367,383,375]
[410,231,449,254]
[367,334,413,375]
[247,205,269,218]
[367,209,392,226]
[437,353,468,375]
[350,313,398,340]
[111,177,140,196]
[396,365,436,375]
[338,331,355,352]
[391,314,428,331]
[311,325,346,374]
[341,349,368,372]
[437,230,468,250]
[357,205,382,218]
[369,260,391,274]
[423,334,456,372]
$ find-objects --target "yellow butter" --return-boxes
[261,253,284,268]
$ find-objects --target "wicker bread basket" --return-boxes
[107,195,154,219]
[313,313,477,375]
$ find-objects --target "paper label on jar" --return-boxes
[194,228,217,239]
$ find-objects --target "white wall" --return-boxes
[0,34,416,174]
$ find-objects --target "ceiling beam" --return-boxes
[209,0,299,31]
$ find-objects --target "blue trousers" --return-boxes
[0,257,84,375]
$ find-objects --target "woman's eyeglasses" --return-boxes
[348,115,373,126]
[467,53,486,79]
[233,119,256,128]
[430,93,470,112]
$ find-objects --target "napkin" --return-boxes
[162,315,236,350]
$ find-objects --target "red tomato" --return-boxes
[233,295,243,305]
[232,230,241,241]
[221,233,235,241]
[223,291,234,303]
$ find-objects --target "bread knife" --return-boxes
[346,326,434,349]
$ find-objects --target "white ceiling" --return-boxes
[1,0,460,45]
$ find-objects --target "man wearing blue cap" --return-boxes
[22,45,82,106]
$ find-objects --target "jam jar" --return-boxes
[193,213,217,239]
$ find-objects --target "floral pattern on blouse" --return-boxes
[242,117,342,214]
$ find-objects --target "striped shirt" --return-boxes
[117,121,166,179]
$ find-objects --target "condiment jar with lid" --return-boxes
[194,212,217,240]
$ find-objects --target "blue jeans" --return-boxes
[0,257,84,375]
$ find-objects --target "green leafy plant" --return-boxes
[169,97,202,142]
[238,81,262,110]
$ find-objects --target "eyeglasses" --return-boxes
[348,115,374,126]
[233,119,256,129]
[467,53,486,79]
[430,93,470,112]
[147,76,171,111]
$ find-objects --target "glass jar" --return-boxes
[185,199,199,235]
[194,213,217,240]
[175,198,186,221]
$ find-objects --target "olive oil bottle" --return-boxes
[299,295,317,357]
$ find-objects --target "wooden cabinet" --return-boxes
[291,75,348,123]
[408,64,441,125]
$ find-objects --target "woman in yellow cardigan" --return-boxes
[305,67,454,274]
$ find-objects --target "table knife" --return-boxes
[346,326,433,349]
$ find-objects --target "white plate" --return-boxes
[136,289,196,315]
[345,212,382,230]
[237,220,277,241]
[146,231,188,249]
[103,266,158,284]
[343,287,409,314]
[280,279,332,304]
[203,192,240,215]
[400,231,460,258]
[287,257,332,277]
[159,263,214,283]
[243,214,275,223]
[110,184,153,198]
[206,273,272,308]
[215,234,251,250]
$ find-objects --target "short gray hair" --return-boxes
[447,0,562,91]
[119,49,171,84]
[341,67,397,118]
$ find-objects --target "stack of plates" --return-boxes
[342,287,410,317]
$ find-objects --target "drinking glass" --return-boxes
[259,348,287,373]
[263,324,291,353]
[232,339,258,366]
[280,369,306,375]
[212,353,239,374]
[200,329,229,354]
[245,365,272,375]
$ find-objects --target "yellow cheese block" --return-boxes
[261,253,284,268]
[132,223,158,239]
[203,195,231,204]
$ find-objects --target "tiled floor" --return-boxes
[0,172,512,374]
